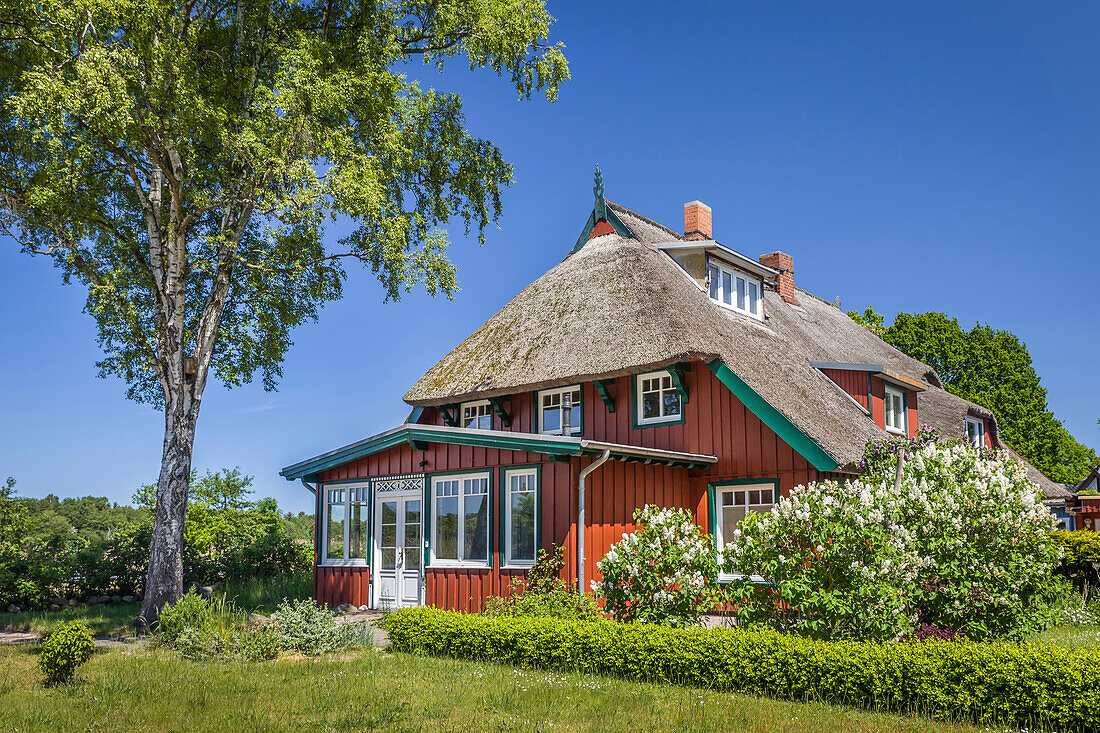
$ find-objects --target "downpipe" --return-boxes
[577,449,611,596]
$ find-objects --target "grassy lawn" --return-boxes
[0,644,994,733]
[1030,623,1100,649]
[1,603,142,637]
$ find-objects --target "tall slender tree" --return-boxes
[0,0,567,623]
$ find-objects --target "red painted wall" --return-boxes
[820,368,870,410]
[314,361,840,611]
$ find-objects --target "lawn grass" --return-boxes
[0,603,142,637]
[0,645,993,733]
[1031,623,1100,649]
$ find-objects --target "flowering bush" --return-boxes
[593,505,719,627]
[723,439,1059,640]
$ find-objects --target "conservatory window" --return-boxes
[966,417,985,447]
[322,485,370,565]
[431,472,489,567]
[503,467,538,567]
[705,259,763,319]
[538,386,582,435]
[636,371,681,425]
[714,484,774,582]
[461,400,492,430]
[884,384,906,435]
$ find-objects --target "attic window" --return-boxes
[461,400,492,430]
[966,417,985,447]
[884,384,907,435]
[706,259,762,319]
[537,386,582,435]
[635,371,682,426]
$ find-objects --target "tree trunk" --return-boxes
[138,399,197,626]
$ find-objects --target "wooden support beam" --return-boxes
[546,454,572,463]
[408,439,430,451]
[488,396,512,428]
[668,364,689,405]
[595,380,616,413]
[438,404,459,427]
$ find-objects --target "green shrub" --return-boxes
[387,607,1100,731]
[38,621,95,685]
[270,598,364,654]
[484,545,600,620]
[154,588,215,643]
[1052,530,1100,601]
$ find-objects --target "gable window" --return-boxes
[461,400,492,430]
[431,472,489,567]
[503,467,539,567]
[966,417,985,447]
[538,386,582,435]
[884,384,906,435]
[714,483,774,582]
[635,371,681,425]
[706,260,762,319]
[322,485,370,565]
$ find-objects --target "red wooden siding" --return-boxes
[315,361,839,610]
[820,368,870,410]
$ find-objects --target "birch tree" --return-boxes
[0,0,567,623]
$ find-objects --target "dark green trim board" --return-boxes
[705,360,839,472]
[425,468,495,568]
[630,369,687,430]
[406,407,425,424]
[498,464,543,567]
[668,364,689,405]
[488,396,512,428]
[569,192,634,254]
[707,478,782,586]
[595,379,616,413]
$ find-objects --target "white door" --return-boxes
[373,494,423,609]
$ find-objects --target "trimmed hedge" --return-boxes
[387,607,1100,730]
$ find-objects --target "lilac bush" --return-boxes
[593,505,720,627]
[724,440,1059,640]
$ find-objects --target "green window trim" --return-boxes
[534,384,584,436]
[630,369,687,430]
[424,468,495,570]
[498,463,543,569]
[707,477,781,586]
[705,360,839,472]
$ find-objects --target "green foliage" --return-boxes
[154,588,215,644]
[1051,530,1100,601]
[387,607,1100,731]
[725,439,1059,640]
[848,307,1098,483]
[37,621,95,685]
[594,505,720,627]
[269,598,363,655]
[483,545,600,620]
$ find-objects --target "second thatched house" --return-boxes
[280,179,1070,611]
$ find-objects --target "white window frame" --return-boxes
[714,483,775,583]
[966,417,985,447]
[884,384,907,435]
[537,385,582,435]
[460,400,493,430]
[706,257,763,320]
[635,370,682,426]
[320,483,371,567]
[502,467,539,568]
[429,471,491,569]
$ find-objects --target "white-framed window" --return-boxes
[714,483,775,582]
[537,386,582,435]
[430,472,490,567]
[884,384,907,435]
[321,484,370,565]
[503,467,539,567]
[461,400,492,430]
[966,417,985,447]
[635,371,682,425]
[706,259,763,319]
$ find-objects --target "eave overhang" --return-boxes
[280,424,719,482]
[808,361,928,392]
[654,241,779,279]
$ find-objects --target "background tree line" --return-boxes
[0,470,313,608]
[849,308,1097,484]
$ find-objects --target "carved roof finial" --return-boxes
[593,164,606,219]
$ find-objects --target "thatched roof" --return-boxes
[404,201,1066,498]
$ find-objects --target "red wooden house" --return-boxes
[281,185,1070,611]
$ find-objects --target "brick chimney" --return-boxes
[759,251,799,306]
[683,201,712,241]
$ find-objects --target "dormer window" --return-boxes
[706,259,762,319]
[461,400,492,430]
[966,417,985,447]
[884,384,906,435]
[537,386,582,435]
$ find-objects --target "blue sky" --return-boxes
[2,1,1097,513]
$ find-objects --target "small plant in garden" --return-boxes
[593,504,719,627]
[38,621,95,685]
[724,437,1059,640]
[484,544,599,619]
[154,588,215,643]
[270,598,364,655]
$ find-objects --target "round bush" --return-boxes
[38,621,95,685]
